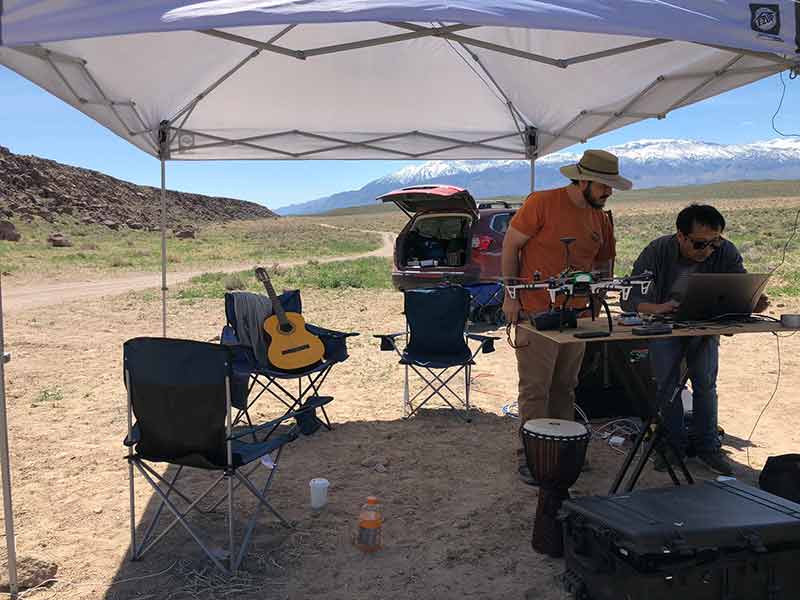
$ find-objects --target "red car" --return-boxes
[379,185,518,291]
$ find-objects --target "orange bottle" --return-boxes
[355,496,383,553]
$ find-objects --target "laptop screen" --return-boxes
[673,273,770,321]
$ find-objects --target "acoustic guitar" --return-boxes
[254,267,325,370]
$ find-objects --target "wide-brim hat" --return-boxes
[560,149,633,191]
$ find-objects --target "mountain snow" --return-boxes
[277,138,800,215]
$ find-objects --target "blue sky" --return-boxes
[1,66,798,210]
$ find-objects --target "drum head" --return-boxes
[522,418,588,439]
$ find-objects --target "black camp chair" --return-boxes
[123,337,302,573]
[221,290,358,437]
[375,285,498,421]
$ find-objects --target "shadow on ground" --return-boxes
[99,407,765,600]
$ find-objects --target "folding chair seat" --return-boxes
[123,337,305,573]
[375,285,498,422]
[221,289,358,437]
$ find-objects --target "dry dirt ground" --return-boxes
[0,284,798,600]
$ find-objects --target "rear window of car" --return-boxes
[489,212,514,234]
[413,215,470,239]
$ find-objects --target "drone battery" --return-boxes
[631,323,672,336]
[533,309,578,331]
[573,330,610,339]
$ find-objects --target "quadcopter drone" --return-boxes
[504,237,654,332]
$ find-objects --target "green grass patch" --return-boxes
[32,386,63,408]
[612,205,800,296]
[175,257,392,300]
[481,179,800,207]
[0,216,382,277]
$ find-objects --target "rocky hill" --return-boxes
[0,145,277,229]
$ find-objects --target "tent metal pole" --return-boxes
[530,159,535,193]
[0,274,18,598]
[160,160,167,337]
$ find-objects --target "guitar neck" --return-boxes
[256,269,290,327]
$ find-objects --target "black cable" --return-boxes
[771,70,800,138]
[740,203,800,312]
[746,333,782,483]
[768,206,800,277]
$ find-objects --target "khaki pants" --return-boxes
[515,324,586,426]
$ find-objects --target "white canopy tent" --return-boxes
[1,1,799,595]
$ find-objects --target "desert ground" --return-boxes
[0,275,798,599]
[0,195,799,600]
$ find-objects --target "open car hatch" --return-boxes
[378,185,478,218]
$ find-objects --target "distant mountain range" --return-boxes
[277,138,800,215]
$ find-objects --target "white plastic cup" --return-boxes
[309,478,330,510]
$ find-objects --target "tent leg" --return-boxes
[160,160,167,338]
[0,275,18,598]
[530,158,536,193]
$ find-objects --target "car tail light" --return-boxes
[471,235,492,251]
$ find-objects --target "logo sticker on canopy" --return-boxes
[750,4,781,36]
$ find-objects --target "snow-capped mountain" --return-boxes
[277,138,800,215]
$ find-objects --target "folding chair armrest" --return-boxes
[227,401,329,441]
[222,342,259,373]
[123,423,141,447]
[467,333,499,354]
[306,324,359,338]
[374,332,405,351]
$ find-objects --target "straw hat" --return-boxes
[559,149,633,191]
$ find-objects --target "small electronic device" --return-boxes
[533,309,578,331]
[619,313,643,326]
[573,330,611,339]
[631,323,673,336]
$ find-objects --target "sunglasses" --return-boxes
[686,235,723,251]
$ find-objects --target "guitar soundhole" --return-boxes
[279,323,295,334]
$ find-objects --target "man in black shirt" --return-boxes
[623,204,767,476]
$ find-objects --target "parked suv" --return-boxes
[379,185,519,290]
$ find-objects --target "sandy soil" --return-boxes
[0,281,797,600]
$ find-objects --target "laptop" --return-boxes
[673,273,770,321]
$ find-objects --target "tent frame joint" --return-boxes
[524,126,538,160]
[158,121,171,161]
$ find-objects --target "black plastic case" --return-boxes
[561,480,800,599]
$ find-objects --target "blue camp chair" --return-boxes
[465,281,506,325]
[123,337,303,573]
[221,290,358,436]
[375,286,498,421]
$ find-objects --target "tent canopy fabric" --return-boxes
[2,1,799,161]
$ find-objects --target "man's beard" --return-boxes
[583,184,608,209]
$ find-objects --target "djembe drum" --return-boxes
[521,418,590,557]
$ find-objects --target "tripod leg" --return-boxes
[625,375,694,491]
[609,418,652,494]
[610,344,694,494]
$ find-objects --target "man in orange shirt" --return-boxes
[502,149,632,485]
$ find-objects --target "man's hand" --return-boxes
[639,300,679,315]
[503,294,522,324]
[754,294,769,313]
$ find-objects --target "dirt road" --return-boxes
[3,230,394,312]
